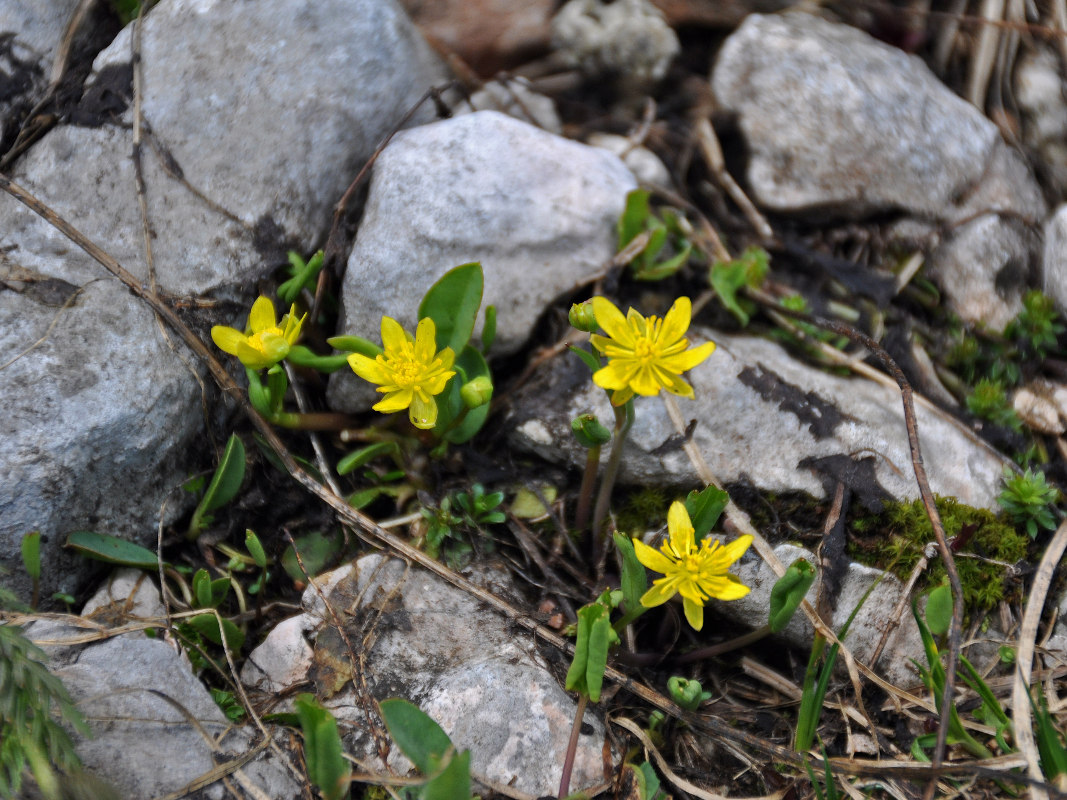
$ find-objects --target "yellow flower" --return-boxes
[211,296,305,370]
[590,296,715,406]
[632,501,752,631]
[348,317,456,430]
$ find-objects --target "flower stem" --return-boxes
[269,411,354,430]
[558,691,588,798]
[591,402,633,575]
[573,445,600,532]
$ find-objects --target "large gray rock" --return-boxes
[30,570,301,799]
[0,0,447,602]
[0,0,83,144]
[509,327,1009,508]
[328,110,636,411]
[711,12,1046,329]
[242,555,607,796]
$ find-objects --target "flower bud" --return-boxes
[568,300,598,333]
[571,414,611,448]
[460,376,494,409]
[667,676,710,711]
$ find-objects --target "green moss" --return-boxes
[615,486,672,536]
[850,496,1028,614]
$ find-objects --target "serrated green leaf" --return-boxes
[380,698,454,776]
[65,531,161,569]
[418,263,483,356]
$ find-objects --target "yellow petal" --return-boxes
[380,317,408,351]
[716,534,753,566]
[662,340,716,373]
[683,596,704,630]
[659,372,695,399]
[592,296,635,347]
[414,317,438,363]
[282,306,306,344]
[628,366,663,397]
[632,537,677,574]
[248,296,276,334]
[705,575,750,601]
[409,392,438,429]
[421,367,455,396]
[235,341,276,370]
[640,579,679,609]
[667,502,694,557]
[659,296,692,344]
[211,326,245,356]
[437,346,455,371]
[592,363,627,391]
[348,353,387,384]
[373,388,413,413]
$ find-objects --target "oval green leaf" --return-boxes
[66,531,161,569]
[418,263,483,356]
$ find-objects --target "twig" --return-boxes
[1010,519,1067,800]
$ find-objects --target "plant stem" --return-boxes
[558,692,588,798]
[590,403,633,575]
[269,411,354,430]
[574,445,600,532]
[674,625,771,662]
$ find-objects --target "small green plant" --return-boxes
[666,676,711,711]
[420,484,505,561]
[379,698,472,800]
[209,688,246,723]
[186,433,246,540]
[999,466,1060,538]
[1029,686,1067,791]
[966,379,1022,431]
[708,245,769,325]
[616,188,694,281]
[0,622,89,799]
[279,250,325,306]
[294,694,351,800]
[1005,290,1065,361]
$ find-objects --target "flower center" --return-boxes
[248,325,284,354]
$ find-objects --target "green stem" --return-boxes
[574,445,600,532]
[268,411,354,430]
[674,625,771,663]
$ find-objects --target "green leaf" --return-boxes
[20,532,40,581]
[618,188,651,249]
[439,347,491,444]
[380,698,455,776]
[246,367,273,416]
[336,441,400,476]
[66,531,161,569]
[421,749,471,800]
[281,530,343,583]
[245,530,267,569]
[192,569,230,608]
[710,246,768,326]
[418,263,484,356]
[768,558,816,633]
[295,694,351,800]
[685,486,729,537]
[568,344,602,374]
[185,613,245,652]
[278,250,324,306]
[925,581,953,637]
[187,434,246,539]
[635,762,661,800]
[481,305,497,353]
[613,532,647,617]
[565,598,616,702]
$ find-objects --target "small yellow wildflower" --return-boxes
[633,501,752,631]
[348,317,456,430]
[211,296,305,370]
[590,296,715,406]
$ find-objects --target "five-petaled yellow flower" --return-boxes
[211,296,306,370]
[590,296,716,406]
[633,501,752,631]
[348,317,456,430]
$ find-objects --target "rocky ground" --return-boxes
[3,1,1067,798]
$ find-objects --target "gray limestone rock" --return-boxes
[1044,204,1067,312]
[0,0,447,602]
[711,11,1046,328]
[328,110,636,411]
[242,555,607,797]
[29,572,302,799]
[508,327,1009,508]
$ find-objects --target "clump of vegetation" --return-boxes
[850,496,1028,613]
[614,486,671,536]
[999,467,1061,539]
[965,378,1022,431]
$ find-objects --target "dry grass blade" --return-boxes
[1010,519,1067,800]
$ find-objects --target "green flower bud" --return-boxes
[569,300,598,333]
[460,376,494,409]
[571,414,611,448]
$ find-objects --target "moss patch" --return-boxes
[849,496,1028,614]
